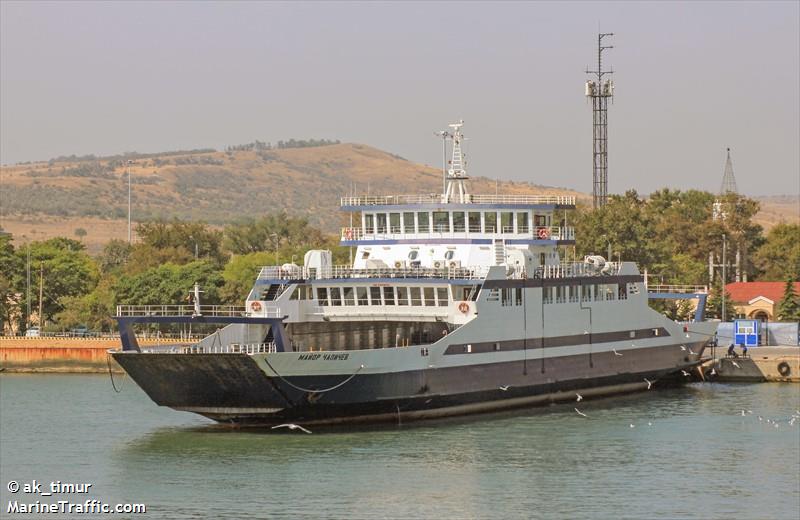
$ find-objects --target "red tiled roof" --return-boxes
[725,282,800,304]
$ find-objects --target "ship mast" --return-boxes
[443,120,470,203]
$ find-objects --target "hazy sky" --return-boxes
[1,1,798,196]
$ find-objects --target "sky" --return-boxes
[1,1,798,197]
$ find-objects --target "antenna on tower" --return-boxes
[719,147,738,195]
[585,32,614,209]
[442,120,470,203]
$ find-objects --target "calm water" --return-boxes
[1,374,798,520]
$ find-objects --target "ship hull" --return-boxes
[112,340,706,426]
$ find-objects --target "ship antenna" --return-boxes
[443,120,470,203]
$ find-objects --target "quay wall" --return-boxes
[0,337,186,373]
[710,347,800,383]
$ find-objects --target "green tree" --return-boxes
[706,279,735,321]
[0,235,25,332]
[753,223,800,281]
[220,252,274,304]
[776,279,800,321]
[223,213,326,255]
[97,239,132,275]
[135,220,227,266]
[114,260,223,306]
[55,279,116,332]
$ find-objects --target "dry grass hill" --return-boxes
[1,142,795,252]
[0,143,585,250]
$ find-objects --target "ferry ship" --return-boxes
[112,121,715,426]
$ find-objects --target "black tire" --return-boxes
[777,362,791,377]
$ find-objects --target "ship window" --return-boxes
[343,287,355,305]
[376,213,387,233]
[397,287,409,306]
[410,287,422,306]
[437,287,449,306]
[389,213,401,233]
[534,214,547,227]
[468,212,481,233]
[370,287,382,305]
[424,287,435,306]
[383,286,396,305]
[501,212,513,233]
[357,287,369,305]
[316,287,328,306]
[417,212,430,233]
[420,347,429,357]
[362,251,370,260]
[471,284,481,301]
[365,214,374,234]
[618,284,628,300]
[501,288,512,306]
[515,287,523,306]
[408,250,419,260]
[433,211,450,233]
[484,212,497,233]
[444,250,454,260]
[403,212,415,233]
[453,212,466,232]
[517,212,529,233]
[330,287,342,306]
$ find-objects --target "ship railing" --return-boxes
[258,265,492,281]
[308,305,450,318]
[536,261,622,279]
[140,342,277,355]
[116,305,248,317]
[341,194,576,206]
[340,225,575,241]
[647,284,708,294]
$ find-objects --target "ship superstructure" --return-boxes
[112,122,715,426]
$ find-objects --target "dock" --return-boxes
[704,346,800,383]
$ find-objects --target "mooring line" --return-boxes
[262,357,364,394]
[106,352,126,393]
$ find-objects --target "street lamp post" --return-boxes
[722,233,727,321]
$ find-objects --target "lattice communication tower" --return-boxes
[585,33,615,208]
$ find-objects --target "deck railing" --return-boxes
[141,342,277,355]
[116,305,248,317]
[647,284,708,294]
[258,265,491,281]
[341,194,576,206]
[536,261,622,279]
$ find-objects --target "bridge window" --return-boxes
[343,287,355,305]
[501,212,513,233]
[316,287,329,306]
[468,212,481,232]
[357,287,369,305]
[534,214,547,227]
[365,214,374,234]
[330,287,342,306]
[453,212,466,232]
[424,287,435,306]
[517,212,529,233]
[403,212,415,233]
[484,212,497,233]
[433,211,450,233]
[369,287,382,305]
[397,287,409,305]
[410,287,422,306]
[383,286,396,305]
[376,213,387,233]
[418,212,430,233]
[437,287,449,307]
[389,213,401,233]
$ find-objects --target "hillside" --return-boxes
[1,143,795,251]
[0,143,586,248]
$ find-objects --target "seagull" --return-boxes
[731,361,741,369]
[747,410,753,414]
[644,378,653,390]
[271,423,312,434]
[774,423,779,429]
[575,408,588,417]
[758,416,763,422]
[629,423,636,428]
[576,393,583,402]
[647,421,653,426]
[688,348,696,355]
[612,349,623,356]
[789,417,796,426]
[681,370,690,377]
[680,345,687,351]
[710,368,717,376]
[741,410,746,416]
[499,385,510,391]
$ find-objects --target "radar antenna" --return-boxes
[443,120,470,203]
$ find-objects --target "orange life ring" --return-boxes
[344,228,354,240]
[458,302,470,314]
[537,227,550,239]
[250,301,262,312]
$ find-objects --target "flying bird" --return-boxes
[741,410,746,416]
[499,385,510,391]
[644,378,653,390]
[647,421,653,426]
[575,408,588,417]
[629,423,636,428]
[731,361,741,369]
[710,368,717,376]
[271,423,312,434]
[680,345,687,351]
[688,348,696,355]
[612,349,623,356]
[681,370,690,377]
[576,393,583,402]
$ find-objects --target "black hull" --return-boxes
[112,342,705,426]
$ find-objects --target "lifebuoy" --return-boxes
[777,362,791,377]
[250,301,262,312]
[344,228,354,240]
[458,302,470,314]
[537,227,550,239]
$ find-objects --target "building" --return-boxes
[725,281,800,321]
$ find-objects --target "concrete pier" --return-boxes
[704,347,800,383]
